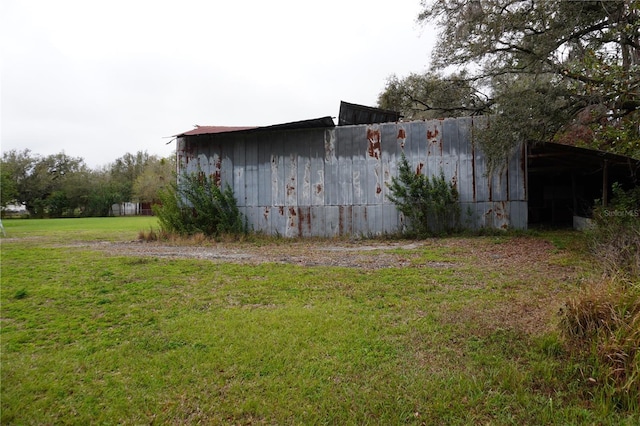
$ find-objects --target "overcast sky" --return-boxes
[1,0,435,169]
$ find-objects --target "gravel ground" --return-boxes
[84,235,566,273]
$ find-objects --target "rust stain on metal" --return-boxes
[338,205,345,235]
[213,157,222,186]
[297,207,311,237]
[416,162,424,175]
[278,206,285,216]
[367,128,382,159]
[286,183,295,197]
[427,128,439,140]
[397,128,406,150]
[376,185,382,194]
[288,207,297,232]
[297,208,304,236]
[316,184,323,194]
[263,207,270,221]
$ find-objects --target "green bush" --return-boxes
[589,183,640,281]
[387,153,460,237]
[153,171,246,238]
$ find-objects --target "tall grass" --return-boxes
[560,184,640,412]
[560,279,640,412]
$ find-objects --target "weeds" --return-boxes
[588,183,640,282]
[559,279,640,411]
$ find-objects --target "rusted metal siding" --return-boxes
[176,117,527,237]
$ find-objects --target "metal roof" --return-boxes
[176,126,258,137]
[338,101,402,126]
[175,117,335,138]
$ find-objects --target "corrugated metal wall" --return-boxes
[176,116,527,237]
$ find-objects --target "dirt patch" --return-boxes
[80,236,581,335]
[82,235,571,276]
[83,240,435,269]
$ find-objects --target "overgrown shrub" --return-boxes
[559,279,640,412]
[387,153,460,236]
[558,184,640,413]
[589,183,640,281]
[153,171,246,238]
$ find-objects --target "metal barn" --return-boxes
[175,114,528,237]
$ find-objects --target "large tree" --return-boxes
[1,150,89,217]
[109,151,154,203]
[379,0,640,161]
[132,155,175,204]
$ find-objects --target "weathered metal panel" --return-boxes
[339,205,353,235]
[382,204,399,234]
[233,136,246,206]
[472,119,490,203]
[324,129,339,206]
[351,126,366,205]
[310,206,326,237]
[352,205,366,235]
[325,206,340,236]
[368,205,384,236]
[283,137,298,207]
[245,134,259,207]
[220,138,234,190]
[293,131,311,207]
[407,121,424,175]
[365,124,384,205]
[425,119,444,179]
[176,116,529,237]
[272,206,287,237]
[336,127,354,206]
[381,123,402,204]
[508,142,527,201]
[245,206,261,233]
[456,117,475,203]
[259,206,271,234]
[510,201,528,229]
[297,206,312,238]
[271,134,285,207]
[310,135,325,206]
[442,118,461,197]
[257,133,272,207]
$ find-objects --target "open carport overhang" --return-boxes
[527,142,639,225]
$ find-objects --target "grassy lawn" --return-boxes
[1,218,637,424]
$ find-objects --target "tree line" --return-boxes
[1,149,174,218]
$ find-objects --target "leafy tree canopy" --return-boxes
[1,149,175,217]
[379,0,640,160]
